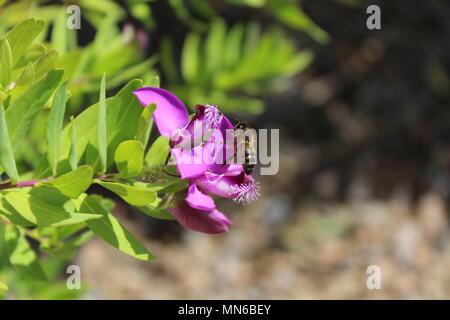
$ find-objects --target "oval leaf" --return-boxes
[114,140,144,178]
[5,18,45,66]
[6,69,64,152]
[42,165,93,199]
[4,225,47,281]
[4,190,102,227]
[0,100,18,180]
[144,135,170,168]
[96,180,156,206]
[80,195,154,261]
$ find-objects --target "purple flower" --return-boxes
[169,200,232,235]
[133,87,260,234]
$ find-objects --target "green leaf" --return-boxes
[40,231,93,260]
[144,136,170,168]
[5,19,45,66]
[136,103,156,149]
[6,69,63,152]
[284,49,314,75]
[14,62,35,88]
[85,78,144,172]
[227,0,266,7]
[137,197,175,221]
[145,76,160,87]
[4,225,47,281]
[79,0,125,21]
[97,57,157,92]
[42,165,93,199]
[14,43,47,70]
[95,180,156,206]
[224,23,245,69]
[267,0,329,44]
[90,46,135,77]
[187,0,216,17]
[39,243,76,260]
[181,32,201,83]
[160,37,178,83]
[0,38,12,87]
[40,223,86,241]
[168,0,208,31]
[51,8,67,55]
[138,206,174,220]
[114,140,144,178]
[85,74,108,173]
[33,50,58,80]
[0,222,8,268]
[98,73,107,173]
[205,19,227,77]
[57,48,81,80]
[3,189,102,227]
[46,81,68,175]
[80,195,154,261]
[69,116,77,170]
[154,179,189,193]
[0,195,33,226]
[57,80,144,172]
[243,21,260,56]
[134,179,189,194]
[0,99,18,180]
[0,280,7,291]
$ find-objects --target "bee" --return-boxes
[234,120,257,175]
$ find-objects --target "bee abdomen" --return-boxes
[244,164,255,175]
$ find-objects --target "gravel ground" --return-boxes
[76,147,450,299]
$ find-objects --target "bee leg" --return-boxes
[164,151,172,165]
[163,151,181,177]
[163,168,181,178]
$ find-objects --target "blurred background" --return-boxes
[1,0,450,299]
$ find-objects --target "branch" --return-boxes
[0,174,118,191]
[0,178,52,190]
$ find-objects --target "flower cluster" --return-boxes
[133,87,260,234]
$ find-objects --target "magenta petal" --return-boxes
[219,114,234,132]
[133,87,189,137]
[195,171,251,198]
[170,147,211,179]
[225,164,245,176]
[185,181,216,210]
[169,202,232,234]
[216,113,235,166]
[195,174,237,198]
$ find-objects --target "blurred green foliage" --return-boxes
[0,0,157,111]
[0,256,86,299]
[0,0,320,116]
[168,0,329,43]
[163,19,313,114]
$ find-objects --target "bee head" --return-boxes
[234,120,249,130]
